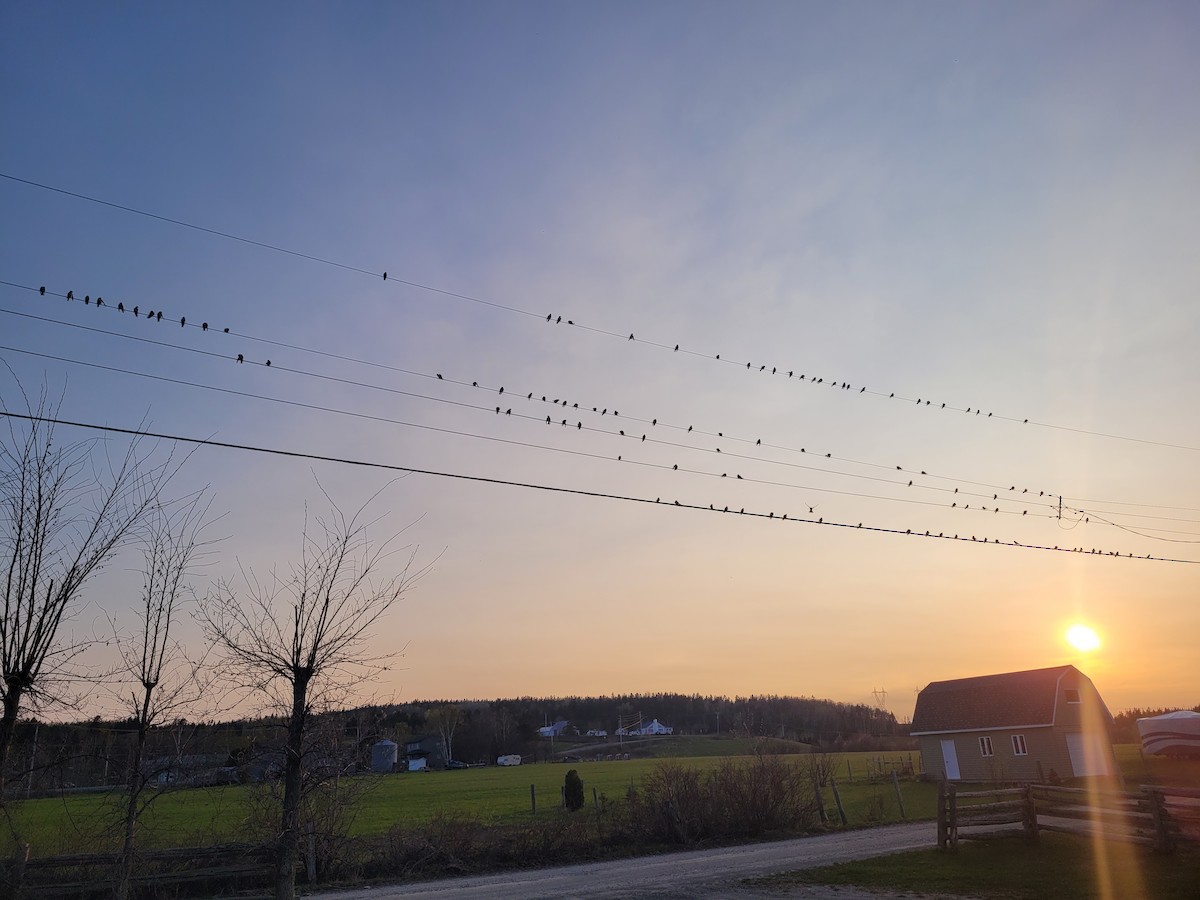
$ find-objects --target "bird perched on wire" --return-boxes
[156,311,163,322]
[237,354,244,363]
[66,290,73,300]
[180,316,185,326]
[117,302,124,312]
[96,298,104,307]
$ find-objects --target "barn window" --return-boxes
[1064,689,1081,704]
[1011,734,1028,756]
[979,736,994,757]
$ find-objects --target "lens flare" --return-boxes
[1066,624,1101,652]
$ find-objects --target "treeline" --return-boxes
[381,692,901,763]
[5,693,901,790]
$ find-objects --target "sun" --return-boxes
[1066,623,1102,652]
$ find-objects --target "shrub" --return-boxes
[564,769,585,812]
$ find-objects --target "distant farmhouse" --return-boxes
[537,720,571,738]
[615,718,674,737]
[911,665,1116,783]
[405,734,446,770]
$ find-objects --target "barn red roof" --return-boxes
[910,665,1077,734]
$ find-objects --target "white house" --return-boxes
[537,719,571,738]
[638,718,673,736]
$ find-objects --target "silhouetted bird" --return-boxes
[673,464,677,470]
[860,387,865,393]
[808,507,814,514]
[687,426,692,432]
[265,360,271,366]
[652,419,657,425]
[156,311,162,322]
[495,407,500,414]
[237,354,244,363]
[117,302,124,312]
[498,386,504,394]
[83,296,90,305]
[179,316,185,326]
[716,354,720,359]
[437,374,443,379]
[674,344,679,352]
[576,422,581,429]
[528,393,533,399]
[556,316,561,323]
[620,430,624,436]
[39,286,45,295]
[146,309,154,318]
[223,327,229,333]
[641,435,645,442]
[629,333,634,340]
[96,298,104,307]
[66,291,73,300]
[472,381,477,387]
[506,409,511,415]
[546,314,551,321]
[383,272,387,280]
[756,439,761,445]
[567,319,573,324]
[202,322,207,330]
[736,474,742,479]
[908,480,912,486]
[825,453,831,458]
[760,365,765,372]
[133,306,139,316]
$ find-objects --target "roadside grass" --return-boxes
[750,833,1200,900]
[1,749,927,856]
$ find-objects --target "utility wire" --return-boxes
[1,409,1193,564]
[5,343,1098,529]
[8,282,1197,524]
[5,172,1198,454]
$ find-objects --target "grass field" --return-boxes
[752,832,1200,899]
[0,748,926,856]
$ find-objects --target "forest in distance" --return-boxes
[8,693,902,790]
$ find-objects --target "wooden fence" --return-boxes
[1,842,275,899]
[937,781,1200,853]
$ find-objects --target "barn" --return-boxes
[910,665,1117,783]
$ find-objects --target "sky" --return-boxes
[2,1,1198,724]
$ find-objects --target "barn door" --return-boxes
[1066,732,1110,777]
[940,739,961,780]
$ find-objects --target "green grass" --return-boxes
[0,748,929,856]
[752,833,1200,899]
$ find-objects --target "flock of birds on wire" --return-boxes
[20,281,1191,563]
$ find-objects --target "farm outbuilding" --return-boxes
[910,665,1116,783]
[371,739,398,773]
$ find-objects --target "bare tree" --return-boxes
[198,490,429,900]
[0,386,171,787]
[426,704,463,765]
[114,492,216,900]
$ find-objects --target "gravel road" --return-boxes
[313,822,946,899]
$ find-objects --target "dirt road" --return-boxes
[315,822,939,899]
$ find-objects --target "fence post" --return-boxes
[1022,784,1038,843]
[892,770,906,819]
[936,780,947,848]
[304,820,317,883]
[530,783,537,815]
[11,842,29,896]
[830,777,848,826]
[812,773,828,824]
[1145,788,1174,854]
[948,783,958,849]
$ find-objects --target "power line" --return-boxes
[5,172,1197,455]
[0,343,1075,527]
[8,281,1197,527]
[0,410,1194,564]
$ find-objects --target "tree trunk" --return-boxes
[276,671,310,900]
[115,686,153,900]
[0,683,26,792]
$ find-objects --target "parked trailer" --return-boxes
[497,754,522,766]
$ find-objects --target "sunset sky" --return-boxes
[2,2,1197,723]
